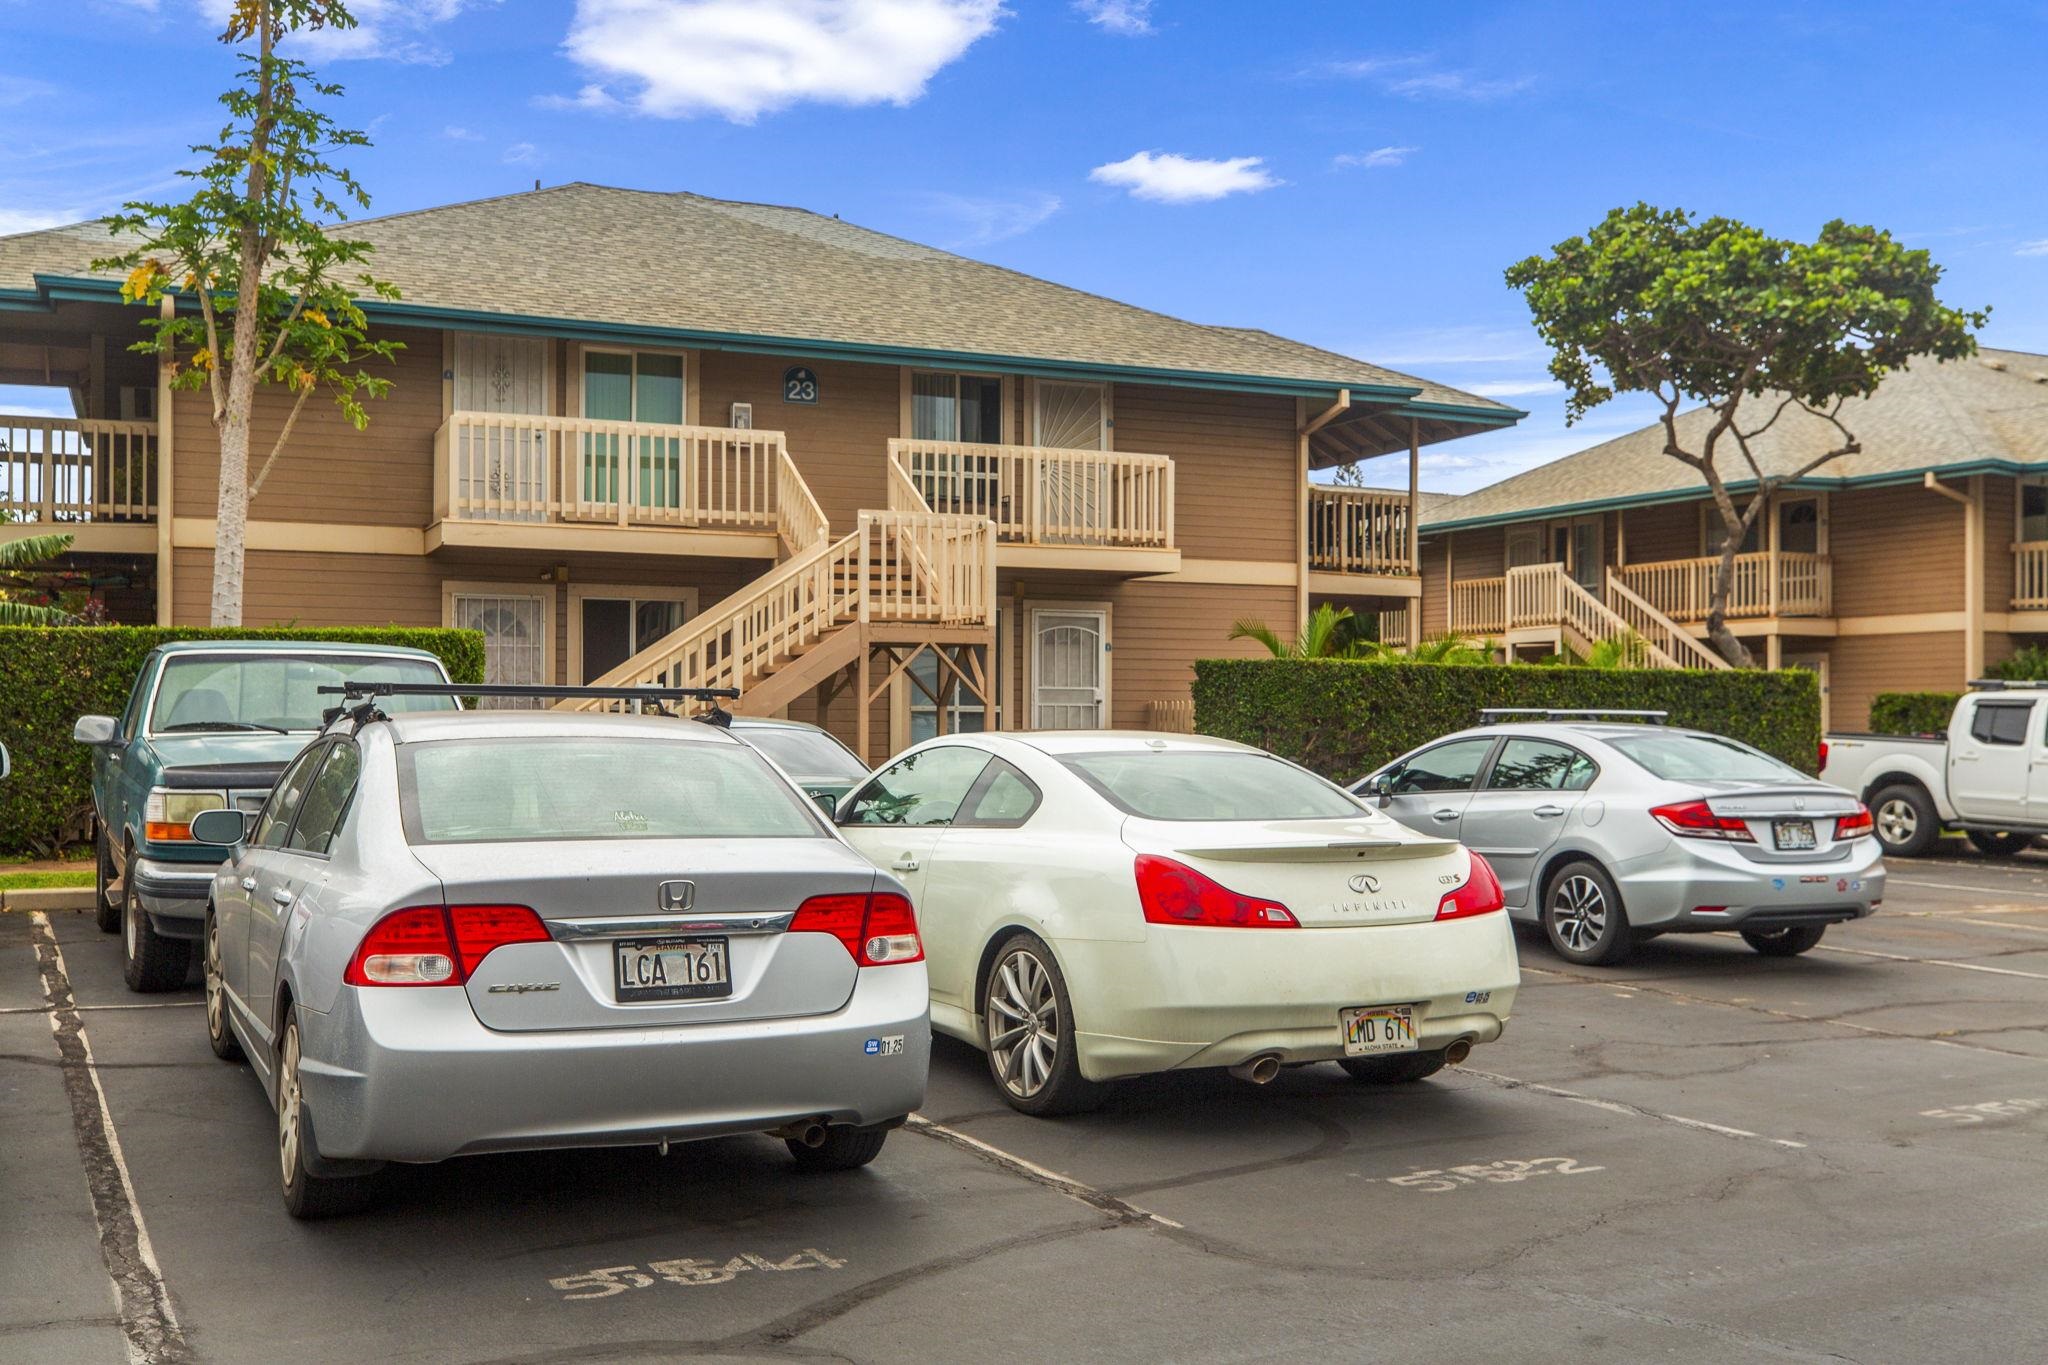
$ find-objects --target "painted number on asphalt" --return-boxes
[549,1249,846,1300]
[1381,1157,1603,1193]
[1921,1097,2048,1124]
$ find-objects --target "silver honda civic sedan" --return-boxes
[1354,717,1884,967]
[193,707,929,1217]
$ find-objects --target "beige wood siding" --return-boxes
[1986,476,2016,610]
[171,324,440,527]
[1453,525,1506,580]
[1619,500,1697,561]
[1831,484,1965,617]
[1418,533,1450,636]
[1827,631,1965,733]
[1110,385,1297,562]
[695,352,901,534]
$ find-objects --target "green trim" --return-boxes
[1419,458,2032,533]
[1391,400,1528,425]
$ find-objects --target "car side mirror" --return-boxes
[0,742,9,780]
[813,792,838,816]
[73,715,120,747]
[1360,773,1393,807]
[189,808,253,846]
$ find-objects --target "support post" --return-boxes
[1408,418,1422,649]
[856,630,871,765]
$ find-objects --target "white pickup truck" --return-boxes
[1820,682,2048,857]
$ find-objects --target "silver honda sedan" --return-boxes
[1355,718,1884,966]
[193,707,929,1217]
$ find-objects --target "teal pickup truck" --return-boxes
[74,641,457,991]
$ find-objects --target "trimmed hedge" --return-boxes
[0,626,485,856]
[1192,659,1823,781]
[1867,692,1960,737]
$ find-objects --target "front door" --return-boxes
[1032,609,1107,729]
[451,333,548,519]
[1375,736,1498,842]
[1458,738,1596,908]
[1566,516,1602,593]
[1952,700,2035,823]
[577,593,693,683]
[1034,381,1108,542]
[450,590,549,706]
[836,744,994,910]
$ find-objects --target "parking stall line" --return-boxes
[1460,1068,1809,1149]
[27,912,187,1365]
[1813,943,2048,980]
[1887,876,2048,899]
[903,1114,1184,1228]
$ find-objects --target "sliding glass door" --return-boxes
[582,350,685,513]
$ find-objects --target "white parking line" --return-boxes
[28,912,184,1365]
[1814,943,2048,980]
[1888,877,2048,899]
[1462,1068,1809,1149]
[904,1115,1182,1228]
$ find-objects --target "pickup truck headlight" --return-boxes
[145,789,228,842]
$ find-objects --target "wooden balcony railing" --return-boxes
[1451,577,1507,635]
[0,415,157,524]
[434,412,788,534]
[887,439,1174,549]
[2015,542,2048,609]
[1307,486,1414,576]
[1613,551,1831,620]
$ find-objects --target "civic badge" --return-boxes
[658,880,696,913]
[1348,873,1380,894]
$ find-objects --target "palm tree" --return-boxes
[1228,604,1388,660]
[0,532,79,625]
[1404,632,1495,666]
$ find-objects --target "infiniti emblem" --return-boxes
[1348,873,1380,894]
[658,880,696,912]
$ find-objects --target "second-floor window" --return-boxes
[582,350,686,509]
[911,372,1003,443]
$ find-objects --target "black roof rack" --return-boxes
[1968,679,2048,691]
[1478,708,1669,725]
[317,683,741,731]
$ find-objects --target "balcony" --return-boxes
[1306,486,1417,591]
[429,412,810,558]
[0,414,159,554]
[2015,542,2048,609]
[1611,552,1831,620]
[887,438,1177,573]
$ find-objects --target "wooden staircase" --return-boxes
[1503,563,1728,670]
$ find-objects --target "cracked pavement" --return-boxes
[6,850,2048,1362]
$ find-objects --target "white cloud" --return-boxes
[2017,240,2048,257]
[443,125,484,141]
[1333,145,1416,170]
[0,208,77,236]
[1322,53,1531,102]
[0,76,59,109]
[502,142,542,165]
[1075,0,1152,35]
[557,0,1004,123]
[1468,379,1563,398]
[921,191,1061,246]
[1089,151,1279,204]
[198,0,489,65]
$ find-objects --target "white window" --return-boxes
[1031,607,1108,729]
[446,585,551,708]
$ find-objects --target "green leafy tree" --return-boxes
[0,532,78,625]
[1506,205,1985,666]
[97,0,399,626]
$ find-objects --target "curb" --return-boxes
[0,887,97,913]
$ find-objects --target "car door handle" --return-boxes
[1431,809,1460,822]
[270,889,294,907]
[240,877,256,892]
[891,855,921,872]
[1534,805,1566,818]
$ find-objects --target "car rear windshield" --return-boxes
[1060,750,1365,822]
[738,726,869,782]
[1605,732,1803,783]
[398,737,823,844]
[151,654,452,734]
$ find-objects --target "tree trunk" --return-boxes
[1706,534,1754,667]
[211,394,251,626]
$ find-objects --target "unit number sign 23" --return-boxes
[784,367,819,404]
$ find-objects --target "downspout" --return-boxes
[1925,472,1984,679]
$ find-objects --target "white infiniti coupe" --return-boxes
[835,732,1519,1115]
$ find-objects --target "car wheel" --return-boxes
[1870,783,1939,857]
[1339,1051,1448,1084]
[1966,829,2035,857]
[1541,860,1633,966]
[278,1013,377,1219]
[1741,924,1827,957]
[982,933,1105,1117]
[203,913,243,1061]
[121,858,191,993]
[787,1124,891,1171]
[94,827,120,933]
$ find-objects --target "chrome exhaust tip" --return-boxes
[770,1119,831,1148]
[1229,1054,1283,1085]
[1443,1038,1474,1066]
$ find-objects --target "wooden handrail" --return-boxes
[1451,577,1507,634]
[2015,540,2048,609]
[1603,574,1729,670]
[0,415,158,523]
[1306,485,1413,575]
[1613,551,1830,620]
[888,438,1173,548]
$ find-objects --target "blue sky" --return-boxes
[4,0,2044,492]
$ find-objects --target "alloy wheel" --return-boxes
[1876,798,1918,847]
[205,920,226,1040]
[124,889,139,962]
[279,1024,303,1184]
[1551,874,1608,953]
[988,949,1059,1099]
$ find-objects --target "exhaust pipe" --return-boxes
[770,1120,831,1148]
[1443,1038,1473,1066]
[1229,1054,1283,1085]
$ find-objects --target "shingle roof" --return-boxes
[1421,349,2048,529]
[0,184,1514,427]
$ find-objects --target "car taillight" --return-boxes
[790,891,925,965]
[343,904,548,986]
[1650,800,1757,842]
[1818,740,1829,771]
[1133,855,1299,927]
[1435,851,1505,921]
[1834,804,1873,840]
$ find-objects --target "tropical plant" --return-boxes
[1988,645,2048,680]
[1535,633,1653,669]
[96,0,400,626]
[1507,204,1986,666]
[0,532,79,625]
[1404,633,1494,666]
[1228,604,1387,660]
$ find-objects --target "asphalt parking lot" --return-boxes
[8,853,2048,1364]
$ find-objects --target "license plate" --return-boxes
[1340,1004,1418,1056]
[614,937,731,1002]
[1773,819,1817,851]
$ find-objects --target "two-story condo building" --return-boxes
[0,183,1517,760]
[1405,350,2048,730]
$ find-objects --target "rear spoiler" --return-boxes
[1172,839,1457,863]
